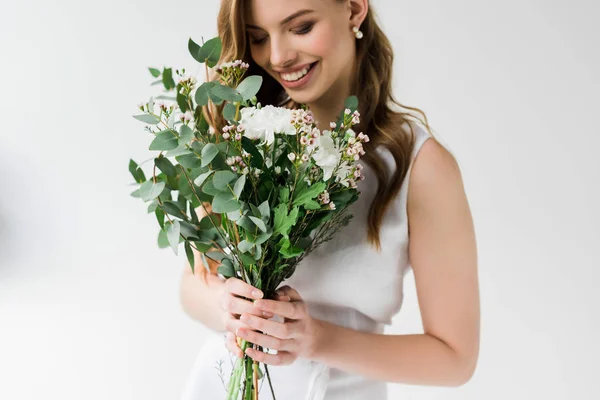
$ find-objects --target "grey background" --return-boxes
[1,0,598,398]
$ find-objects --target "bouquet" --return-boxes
[129,35,369,400]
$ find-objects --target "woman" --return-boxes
[179,0,480,398]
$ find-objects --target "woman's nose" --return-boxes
[269,36,295,69]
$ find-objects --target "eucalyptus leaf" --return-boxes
[176,153,203,169]
[218,261,235,278]
[223,102,237,122]
[201,143,219,167]
[166,220,181,255]
[155,156,176,177]
[178,124,195,146]
[213,170,236,191]
[184,242,195,274]
[162,67,176,91]
[194,81,214,107]
[139,180,165,202]
[238,240,254,253]
[248,216,267,233]
[236,75,262,101]
[211,84,243,103]
[188,37,203,64]
[149,131,178,151]
[148,67,160,78]
[161,200,188,220]
[128,159,146,183]
[198,36,222,67]
[258,200,270,219]
[233,175,246,199]
[193,170,214,188]
[212,192,241,213]
[133,114,160,124]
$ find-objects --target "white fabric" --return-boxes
[180,121,432,399]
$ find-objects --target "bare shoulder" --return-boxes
[406,136,480,383]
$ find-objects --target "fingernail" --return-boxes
[252,290,263,299]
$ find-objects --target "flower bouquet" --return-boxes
[129,35,369,399]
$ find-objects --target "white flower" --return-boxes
[334,163,354,187]
[312,130,341,181]
[239,105,296,146]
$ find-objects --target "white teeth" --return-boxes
[281,65,311,82]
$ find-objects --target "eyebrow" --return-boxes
[246,9,315,30]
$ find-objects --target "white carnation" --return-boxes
[312,130,341,181]
[239,105,296,146]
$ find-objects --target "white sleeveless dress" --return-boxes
[180,121,432,400]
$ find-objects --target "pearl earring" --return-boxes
[352,26,363,39]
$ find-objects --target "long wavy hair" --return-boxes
[197,0,437,279]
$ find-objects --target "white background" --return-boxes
[1,0,598,399]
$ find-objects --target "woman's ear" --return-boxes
[348,0,369,28]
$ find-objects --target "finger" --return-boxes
[239,313,294,340]
[253,298,303,320]
[225,277,264,300]
[226,331,244,358]
[275,286,302,302]
[219,293,269,318]
[236,328,292,353]
[224,314,255,335]
[245,346,296,366]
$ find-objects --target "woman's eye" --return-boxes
[251,36,267,45]
[295,23,314,35]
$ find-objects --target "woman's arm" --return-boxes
[310,138,480,387]
[179,204,229,333]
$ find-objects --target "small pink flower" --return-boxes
[288,153,296,162]
[330,122,336,129]
[235,133,242,141]
[223,132,230,140]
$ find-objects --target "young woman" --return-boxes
[179,0,480,399]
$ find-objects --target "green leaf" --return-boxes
[213,170,237,191]
[304,199,322,210]
[184,242,195,274]
[179,125,195,146]
[165,144,191,157]
[201,143,219,167]
[198,36,222,67]
[149,130,178,151]
[248,216,267,233]
[212,192,241,213]
[233,175,246,199]
[235,215,255,232]
[128,159,146,183]
[155,208,165,229]
[177,91,188,113]
[292,182,326,208]
[193,170,214,188]
[166,220,180,255]
[188,37,203,64]
[211,84,242,103]
[154,155,176,177]
[238,240,254,253]
[206,251,226,262]
[162,67,176,90]
[218,260,235,278]
[161,200,188,220]
[148,67,160,78]
[201,179,221,196]
[194,81,215,107]
[223,102,237,122]
[278,237,303,258]
[279,187,290,204]
[158,228,169,248]
[254,229,272,245]
[258,200,270,219]
[273,204,299,238]
[344,95,359,110]
[241,137,264,168]
[236,75,263,101]
[139,180,166,202]
[176,153,203,169]
[133,114,160,124]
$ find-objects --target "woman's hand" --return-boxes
[231,285,323,366]
[220,277,287,358]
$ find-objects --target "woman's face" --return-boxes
[245,0,355,105]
